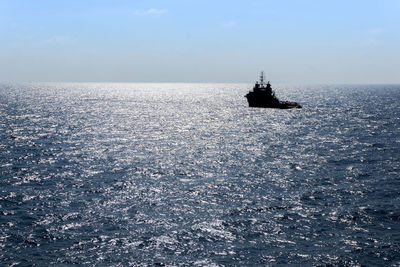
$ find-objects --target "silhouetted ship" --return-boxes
[245,72,302,109]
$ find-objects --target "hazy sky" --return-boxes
[1,0,399,83]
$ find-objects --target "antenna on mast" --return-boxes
[260,71,265,85]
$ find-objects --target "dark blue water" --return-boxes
[1,83,399,266]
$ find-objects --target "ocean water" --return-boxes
[0,82,399,266]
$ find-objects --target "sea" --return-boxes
[0,83,399,266]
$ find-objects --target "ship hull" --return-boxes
[245,93,302,109]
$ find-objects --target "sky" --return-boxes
[0,0,399,83]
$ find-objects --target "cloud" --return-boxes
[135,8,168,15]
[367,27,384,35]
[220,20,237,28]
[361,27,385,46]
[39,35,77,47]
[146,8,168,15]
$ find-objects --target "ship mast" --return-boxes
[260,71,265,85]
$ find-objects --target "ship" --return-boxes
[245,72,302,109]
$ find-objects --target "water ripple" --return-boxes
[0,83,399,265]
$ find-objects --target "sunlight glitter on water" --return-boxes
[0,83,399,265]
